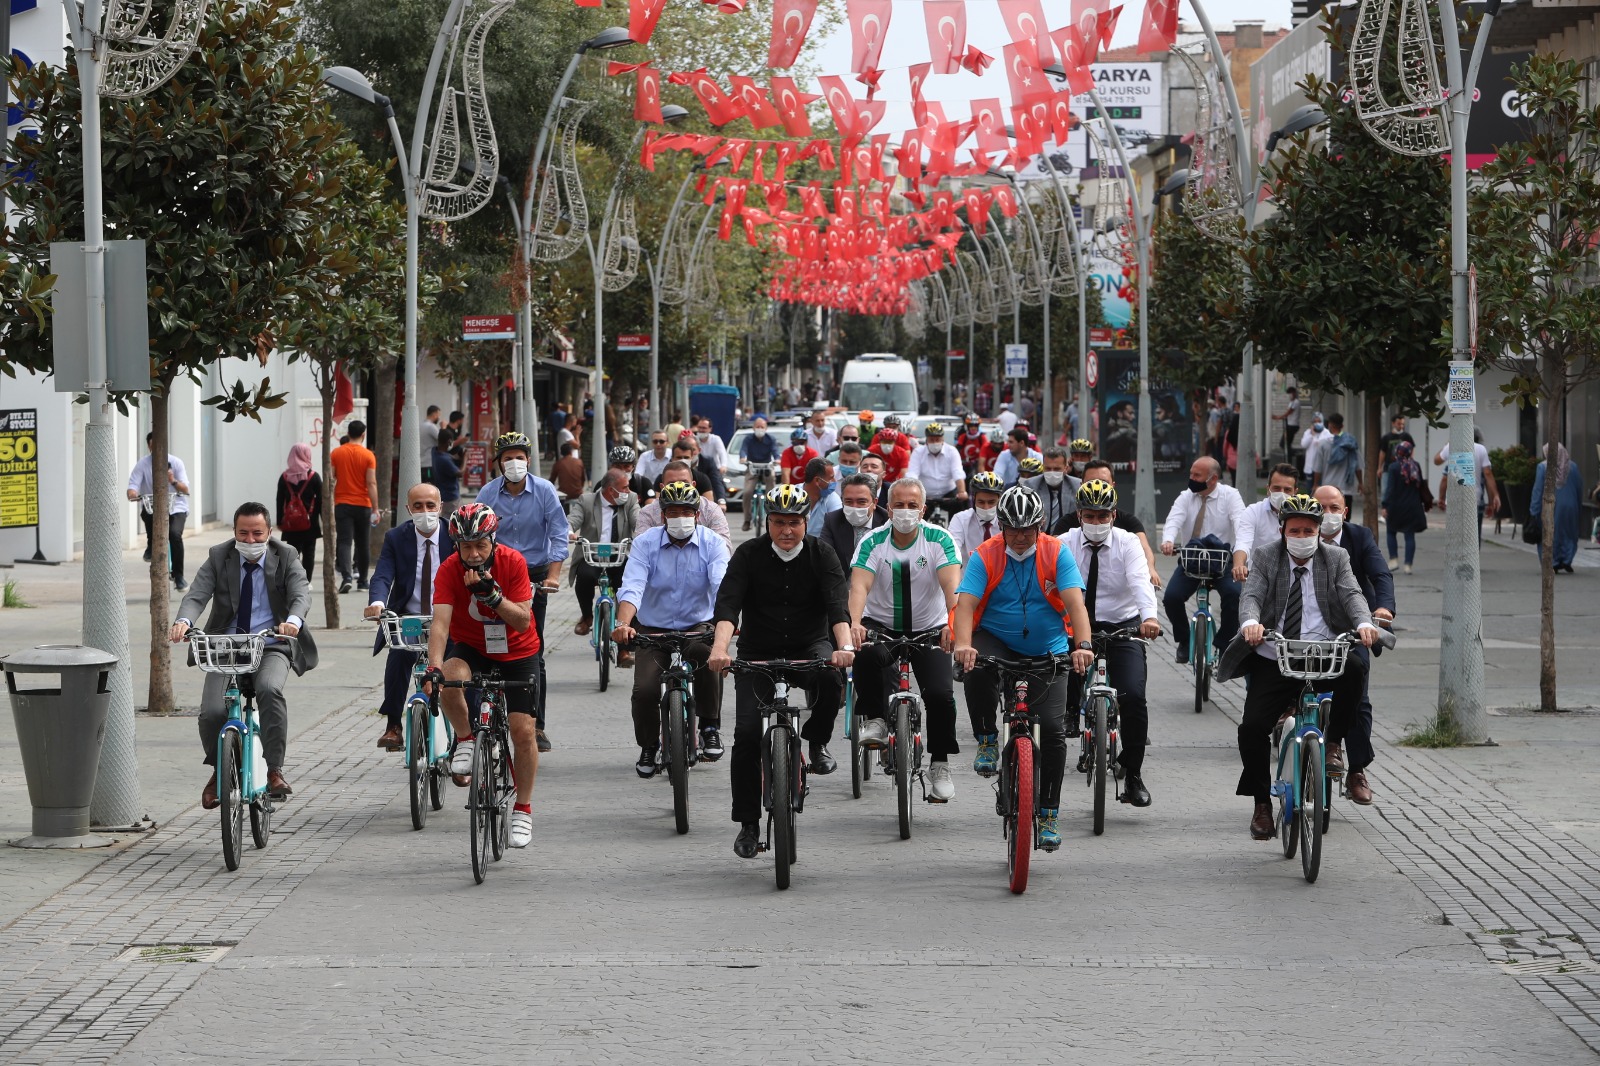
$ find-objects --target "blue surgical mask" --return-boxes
[838,465,858,479]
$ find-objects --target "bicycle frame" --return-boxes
[746,464,774,523]
[381,613,454,769]
[191,632,270,804]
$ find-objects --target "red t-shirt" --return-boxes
[870,438,912,481]
[780,445,819,484]
[434,544,540,660]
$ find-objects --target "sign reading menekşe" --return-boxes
[0,408,40,529]
[462,315,517,341]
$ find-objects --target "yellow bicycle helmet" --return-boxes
[970,471,1003,495]
[493,430,533,459]
[658,481,701,507]
[1277,492,1323,525]
[766,483,810,515]
[1018,456,1045,478]
[923,421,945,437]
[1069,438,1094,455]
[1075,478,1117,510]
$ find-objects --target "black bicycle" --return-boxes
[629,628,714,835]
[433,673,535,884]
[726,659,837,891]
[1073,628,1149,836]
[861,624,946,839]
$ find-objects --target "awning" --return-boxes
[537,358,594,378]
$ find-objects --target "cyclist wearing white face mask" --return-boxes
[1021,447,1080,529]
[949,471,1004,561]
[906,423,969,517]
[819,473,888,574]
[1231,463,1302,582]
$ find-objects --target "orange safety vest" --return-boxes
[959,534,1075,638]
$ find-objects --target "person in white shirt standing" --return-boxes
[803,409,836,458]
[1230,464,1303,581]
[1160,456,1245,664]
[126,431,191,590]
[1300,413,1331,485]
[995,403,1019,436]
[905,422,968,516]
[1063,480,1161,807]
[693,417,729,476]
[948,471,1004,561]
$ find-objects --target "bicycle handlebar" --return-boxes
[1259,627,1397,652]
[727,659,840,680]
[955,653,1074,682]
[627,628,715,651]
[862,623,946,651]
[433,677,539,690]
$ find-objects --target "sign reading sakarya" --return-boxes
[1016,63,1165,182]
[0,408,40,529]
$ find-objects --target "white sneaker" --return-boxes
[927,762,955,802]
[1403,564,1413,574]
[859,718,889,745]
[450,738,475,775]
[1386,556,1400,571]
[508,809,533,848]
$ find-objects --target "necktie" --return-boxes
[236,561,258,634]
[1283,565,1307,639]
[609,504,619,542]
[1085,543,1102,622]
[982,520,993,541]
[1190,493,1210,540]
[420,538,433,613]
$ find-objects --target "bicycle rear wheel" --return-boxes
[469,733,492,884]
[598,601,613,692]
[492,732,514,861]
[1092,698,1109,836]
[894,699,913,840]
[769,727,794,890]
[217,732,244,872]
[847,678,864,799]
[1300,738,1324,883]
[1006,737,1034,894]
[408,698,430,831]
[666,688,690,835]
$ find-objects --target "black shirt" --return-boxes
[1051,510,1145,537]
[1378,431,1415,467]
[714,536,849,659]
[659,465,715,499]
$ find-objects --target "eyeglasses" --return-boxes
[651,439,666,445]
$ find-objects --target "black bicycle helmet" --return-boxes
[609,445,637,466]
[493,431,533,459]
[996,485,1045,529]
[1076,478,1117,510]
[1277,492,1323,524]
[658,481,701,507]
[766,484,810,515]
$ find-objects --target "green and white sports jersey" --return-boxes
[851,521,961,631]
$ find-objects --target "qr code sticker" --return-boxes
[1448,380,1473,403]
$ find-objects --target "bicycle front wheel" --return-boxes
[1300,738,1324,883]
[469,733,493,884]
[1006,737,1034,895]
[666,688,690,835]
[769,728,794,890]
[1192,615,1210,713]
[217,732,244,872]
[894,699,913,840]
[492,733,514,861]
[1092,698,1109,836]
[597,601,613,692]
[408,698,430,831]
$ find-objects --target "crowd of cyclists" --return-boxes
[175,404,1394,861]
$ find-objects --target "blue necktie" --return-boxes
[236,561,258,634]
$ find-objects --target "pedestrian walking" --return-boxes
[1272,385,1301,463]
[1313,413,1361,513]
[1381,441,1430,574]
[275,443,323,577]
[126,431,191,590]
[330,420,379,593]
[430,441,460,515]
[1532,443,1584,573]
[421,405,441,480]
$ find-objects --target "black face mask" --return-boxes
[1188,478,1209,494]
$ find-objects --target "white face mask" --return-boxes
[843,505,874,528]
[1005,544,1037,562]
[1286,536,1318,560]
[772,541,804,562]
[412,511,440,536]
[665,516,696,540]
[501,459,528,483]
[1320,513,1344,537]
[792,444,806,455]
[1268,491,1288,510]
[753,428,766,438]
[1081,520,1112,544]
[1042,470,1065,487]
[697,432,710,443]
[890,508,920,534]
[235,539,268,562]
[974,506,997,523]
[926,441,944,455]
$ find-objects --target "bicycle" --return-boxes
[843,668,873,799]
[433,673,535,884]
[726,659,837,891]
[861,624,946,840]
[962,653,1074,895]
[1073,628,1150,836]
[628,628,713,835]
[188,629,288,871]
[745,463,775,527]
[578,538,631,693]
[1178,544,1231,714]
[377,612,452,830]
[1263,629,1393,884]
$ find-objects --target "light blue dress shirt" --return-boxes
[476,475,570,567]
[618,525,730,630]
[993,447,1044,487]
[807,484,842,536]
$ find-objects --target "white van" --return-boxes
[837,353,920,418]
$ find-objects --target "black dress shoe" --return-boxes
[1250,801,1274,840]
[808,743,837,775]
[733,822,761,858]
[1121,773,1151,807]
[1175,644,1190,665]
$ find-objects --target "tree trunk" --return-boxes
[1538,354,1562,711]
[1362,393,1382,534]
[319,360,341,629]
[371,353,397,554]
[146,381,177,713]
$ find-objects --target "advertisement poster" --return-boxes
[1096,353,1195,509]
[461,442,489,493]
[1016,63,1166,181]
[0,408,39,529]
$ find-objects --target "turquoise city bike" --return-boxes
[579,538,631,693]
[378,611,454,830]
[1179,545,1230,714]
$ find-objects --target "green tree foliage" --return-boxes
[1145,209,1248,393]
[1471,55,1600,712]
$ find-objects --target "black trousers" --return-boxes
[1064,620,1150,775]
[961,630,1070,808]
[141,510,187,580]
[282,530,317,577]
[334,503,371,582]
[526,563,551,727]
[1347,645,1375,772]
[853,631,959,757]
[1163,565,1240,653]
[379,648,419,729]
[573,559,628,623]
[729,639,841,824]
[1236,651,1366,802]
[628,627,721,747]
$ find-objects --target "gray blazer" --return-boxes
[1216,539,1371,682]
[177,538,319,675]
[567,490,640,546]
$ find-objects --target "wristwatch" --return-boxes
[839,644,856,652]
[1075,640,1093,651]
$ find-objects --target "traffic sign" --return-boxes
[1086,351,1099,389]
[946,349,966,360]
[1004,344,1028,378]
[616,333,651,350]
[463,314,516,341]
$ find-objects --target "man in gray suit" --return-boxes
[1215,494,1379,840]
[567,467,641,650]
[172,502,319,809]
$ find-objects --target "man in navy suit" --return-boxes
[1313,486,1394,806]
[364,484,455,751]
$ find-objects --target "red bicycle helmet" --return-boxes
[449,502,500,543]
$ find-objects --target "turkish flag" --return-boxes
[997,0,1055,66]
[671,70,744,126]
[1003,42,1050,106]
[818,75,858,141]
[908,62,932,125]
[993,186,1018,217]
[923,0,967,75]
[769,77,816,136]
[635,66,663,124]
[1049,25,1095,95]
[961,46,994,76]
[629,0,667,45]
[768,0,819,69]
[847,0,892,74]
[1047,92,1079,142]
[1011,102,1045,157]
[1137,0,1178,53]
[1072,0,1112,53]
[729,76,783,129]
[1099,5,1123,47]
[850,99,886,144]
[971,98,1009,153]
[918,101,952,149]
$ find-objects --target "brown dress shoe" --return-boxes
[1346,769,1373,805]
[1326,743,1346,775]
[574,620,592,636]
[617,650,634,668]
[377,725,404,751]
[1250,801,1275,840]
[266,770,292,799]
[201,775,220,810]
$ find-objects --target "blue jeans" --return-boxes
[1163,565,1241,654]
[1386,529,1415,564]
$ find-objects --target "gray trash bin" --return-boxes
[4,645,119,848]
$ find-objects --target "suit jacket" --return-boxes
[178,538,319,674]
[368,521,456,654]
[568,490,641,547]
[1216,540,1371,682]
[1335,522,1395,614]
[820,505,887,571]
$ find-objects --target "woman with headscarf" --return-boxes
[1381,440,1430,574]
[1532,443,1584,573]
[275,442,324,576]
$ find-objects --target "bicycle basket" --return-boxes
[1178,545,1230,581]
[381,613,432,651]
[190,633,266,675]
[581,539,632,567]
[1272,637,1351,681]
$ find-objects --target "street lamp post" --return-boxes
[649,164,702,431]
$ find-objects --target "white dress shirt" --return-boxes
[697,432,729,470]
[805,426,837,456]
[599,495,619,542]
[636,450,672,485]
[948,508,997,561]
[1161,483,1245,547]
[1233,498,1282,559]
[906,444,964,497]
[1064,526,1158,624]
[1301,427,1331,476]
[996,409,1018,435]
[407,527,444,615]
